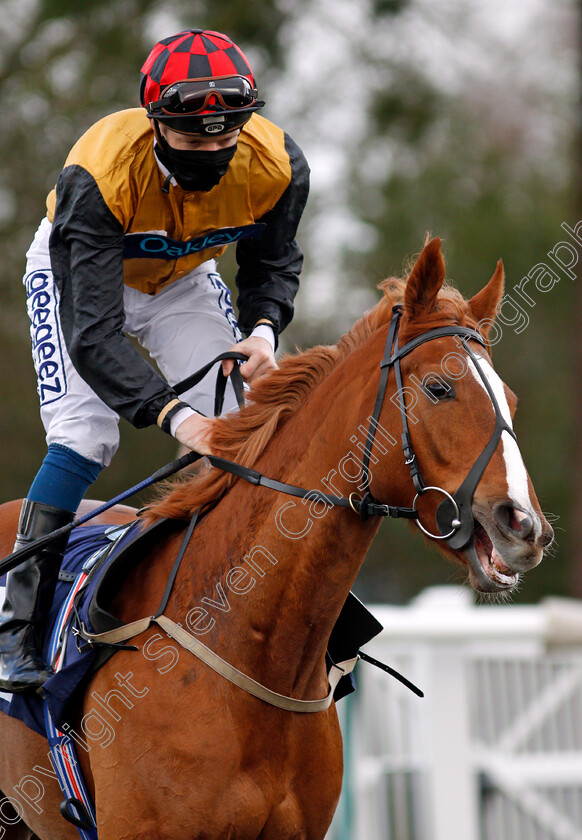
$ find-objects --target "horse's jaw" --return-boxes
[461,505,548,594]
[463,537,520,593]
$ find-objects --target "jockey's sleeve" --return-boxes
[235,133,310,341]
[50,164,180,429]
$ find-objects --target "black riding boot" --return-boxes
[0,500,74,692]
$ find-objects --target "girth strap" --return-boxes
[76,614,358,714]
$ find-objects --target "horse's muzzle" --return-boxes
[463,502,553,593]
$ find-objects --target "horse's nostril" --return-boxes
[494,504,534,539]
[511,511,533,535]
[538,525,554,548]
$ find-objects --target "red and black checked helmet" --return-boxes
[140,29,264,136]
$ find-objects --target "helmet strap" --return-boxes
[152,121,177,193]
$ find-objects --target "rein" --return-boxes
[203,454,415,521]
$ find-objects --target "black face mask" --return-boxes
[154,137,237,192]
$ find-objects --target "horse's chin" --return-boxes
[462,521,520,594]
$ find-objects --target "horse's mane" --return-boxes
[145,277,477,523]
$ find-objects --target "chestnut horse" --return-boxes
[0,238,553,840]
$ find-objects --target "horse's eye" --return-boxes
[425,381,454,401]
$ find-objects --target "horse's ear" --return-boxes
[468,260,504,332]
[404,237,446,318]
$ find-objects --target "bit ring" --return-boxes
[412,486,461,540]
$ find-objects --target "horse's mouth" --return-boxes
[464,520,519,592]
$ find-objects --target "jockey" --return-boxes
[0,29,309,692]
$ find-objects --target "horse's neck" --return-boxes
[181,329,403,697]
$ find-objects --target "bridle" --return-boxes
[200,304,517,551]
[359,304,517,549]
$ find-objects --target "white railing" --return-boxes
[328,586,582,840]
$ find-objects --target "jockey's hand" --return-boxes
[222,336,278,382]
[174,412,214,456]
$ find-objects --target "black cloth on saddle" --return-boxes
[328,592,383,700]
[0,517,383,737]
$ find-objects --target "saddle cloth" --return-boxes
[0,518,383,738]
[0,520,145,736]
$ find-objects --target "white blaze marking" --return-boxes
[468,354,533,513]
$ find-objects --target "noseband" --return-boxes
[359,305,517,549]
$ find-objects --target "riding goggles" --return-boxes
[147,76,263,116]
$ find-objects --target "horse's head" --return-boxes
[373,237,553,594]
